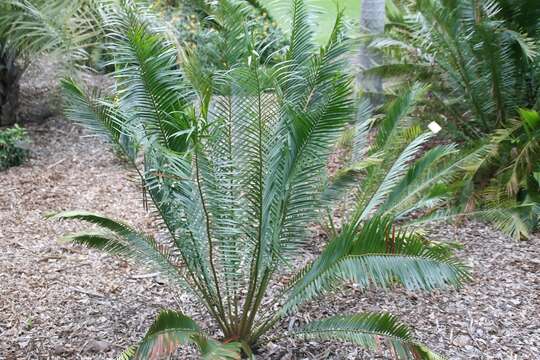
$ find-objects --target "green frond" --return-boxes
[134,310,200,360]
[408,202,537,240]
[381,143,459,218]
[61,78,138,160]
[195,336,242,360]
[102,0,193,153]
[357,131,434,222]
[60,230,130,256]
[116,346,137,360]
[134,310,241,360]
[293,313,443,360]
[48,210,132,232]
[286,0,315,68]
[282,217,469,314]
[374,83,428,151]
[48,210,185,282]
[2,0,100,60]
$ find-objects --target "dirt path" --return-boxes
[1,119,539,359]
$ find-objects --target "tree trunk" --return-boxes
[357,0,386,96]
[0,43,24,126]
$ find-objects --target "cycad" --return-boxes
[0,0,101,125]
[453,109,540,239]
[366,0,539,137]
[52,1,469,358]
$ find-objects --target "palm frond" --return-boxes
[102,0,193,153]
[293,313,443,360]
[132,310,241,360]
[60,230,130,256]
[2,0,101,61]
[48,211,185,283]
[281,216,469,314]
[61,78,138,161]
[356,131,434,222]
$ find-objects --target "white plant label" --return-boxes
[428,121,442,134]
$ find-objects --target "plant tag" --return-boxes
[428,121,442,134]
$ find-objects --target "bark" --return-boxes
[357,0,386,95]
[0,44,24,126]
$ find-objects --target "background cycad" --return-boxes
[52,1,469,358]
[366,0,539,137]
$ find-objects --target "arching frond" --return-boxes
[61,78,138,161]
[102,0,194,153]
[281,217,469,314]
[132,310,241,360]
[1,0,101,61]
[59,230,130,256]
[293,313,444,360]
[48,211,185,283]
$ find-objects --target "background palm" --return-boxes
[52,1,469,358]
[358,0,540,238]
[366,0,539,138]
[0,0,102,125]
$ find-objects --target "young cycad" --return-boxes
[53,1,469,358]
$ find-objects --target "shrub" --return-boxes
[366,0,540,139]
[453,109,540,239]
[52,1,469,358]
[0,124,29,170]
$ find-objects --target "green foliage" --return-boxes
[0,124,28,170]
[368,0,540,138]
[1,0,102,63]
[52,1,469,358]
[455,109,540,239]
[152,0,287,75]
[364,0,540,238]
[0,0,103,124]
[295,313,444,360]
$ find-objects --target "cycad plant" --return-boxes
[366,0,539,138]
[453,109,540,239]
[0,0,101,125]
[52,1,469,358]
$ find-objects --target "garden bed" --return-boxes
[1,118,539,359]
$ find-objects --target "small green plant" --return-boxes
[0,124,28,170]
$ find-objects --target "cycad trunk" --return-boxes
[0,44,23,126]
[357,0,385,95]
